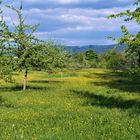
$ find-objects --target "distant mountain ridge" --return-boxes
[65,44,125,53]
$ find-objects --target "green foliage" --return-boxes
[85,50,98,68]
[108,0,140,23]
[0,1,14,82]
[73,52,87,69]
[0,56,15,82]
[47,42,72,72]
[85,50,98,61]
[30,42,72,73]
[108,0,140,74]
[73,50,98,69]
[1,2,48,89]
[5,3,41,71]
[98,50,126,70]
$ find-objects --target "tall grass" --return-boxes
[0,69,140,140]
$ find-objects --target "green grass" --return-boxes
[0,69,140,140]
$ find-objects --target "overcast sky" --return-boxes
[2,0,139,46]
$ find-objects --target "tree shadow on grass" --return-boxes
[84,70,127,79]
[0,80,64,92]
[91,71,140,93]
[30,80,65,84]
[0,85,53,92]
[71,90,140,111]
[93,80,140,93]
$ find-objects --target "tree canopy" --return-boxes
[108,0,140,73]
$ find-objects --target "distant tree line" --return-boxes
[71,49,127,70]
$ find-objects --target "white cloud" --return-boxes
[57,0,79,4]
[24,0,99,4]
[2,2,139,45]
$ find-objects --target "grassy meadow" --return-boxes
[0,69,140,140]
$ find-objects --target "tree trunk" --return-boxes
[23,69,28,90]
[138,52,140,66]
[61,71,63,79]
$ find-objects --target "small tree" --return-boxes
[108,0,140,74]
[85,50,98,61]
[85,49,98,68]
[27,42,72,78]
[44,42,72,77]
[99,50,126,70]
[73,52,87,69]
[2,1,43,90]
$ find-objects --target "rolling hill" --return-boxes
[65,44,125,53]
